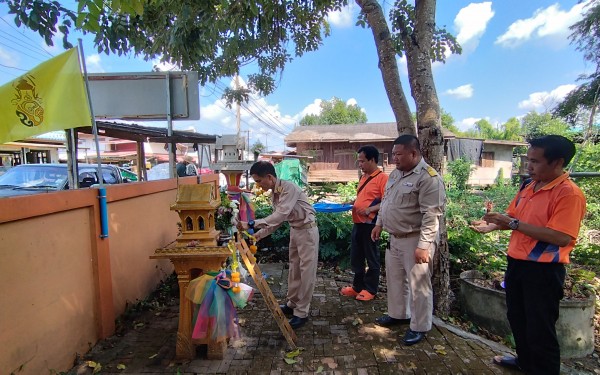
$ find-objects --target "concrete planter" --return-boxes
[459,270,595,358]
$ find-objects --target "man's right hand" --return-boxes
[469,219,497,234]
[237,221,249,231]
[371,225,382,241]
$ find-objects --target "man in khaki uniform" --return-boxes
[372,135,445,345]
[238,161,318,330]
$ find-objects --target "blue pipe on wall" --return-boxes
[98,187,109,238]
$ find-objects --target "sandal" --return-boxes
[356,290,375,301]
[492,355,523,371]
[340,286,359,297]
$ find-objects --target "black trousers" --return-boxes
[505,256,565,375]
[350,223,381,294]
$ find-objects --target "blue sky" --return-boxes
[0,1,594,151]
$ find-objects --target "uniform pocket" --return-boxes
[398,185,417,207]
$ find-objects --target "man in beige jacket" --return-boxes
[238,161,319,329]
[371,135,445,345]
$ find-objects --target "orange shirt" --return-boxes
[506,173,586,263]
[352,169,388,224]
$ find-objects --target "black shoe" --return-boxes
[375,315,411,327]
[402,329,426,346]
[493,355,524,371]
[279,304,294,316]
[288,316,308,329]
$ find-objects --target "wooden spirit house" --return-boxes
[171,183,220,247]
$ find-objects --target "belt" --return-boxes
[391,232,420,239]
[294,222,317,230]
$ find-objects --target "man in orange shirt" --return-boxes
[340,145,388,301]
[471,135,586,375]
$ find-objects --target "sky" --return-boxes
[0,1,595,152]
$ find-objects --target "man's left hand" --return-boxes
[483,212,511,227]
[415,247,430,264]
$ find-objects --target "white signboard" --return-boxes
[88,71,200,121]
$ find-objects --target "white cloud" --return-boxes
[457,117,483,131]
[85,54,104,73]
[194,78,298,151]
[518,84,577,112]
[0,46,17,66]
[454,2,494,51]
[327,3,357,28]
[152,58,179,72]
[300,99,323,117]
[495,1,590,48]
[396,55,408,75]
[444,84,474,99]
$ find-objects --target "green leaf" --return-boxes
[132,0,144,15]
[285,348,303,358]
[284,358,297,364]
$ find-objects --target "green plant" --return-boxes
[447,158,473,191]
[494,168,506,186]
[336,181,358,203]
[215,191,236,233]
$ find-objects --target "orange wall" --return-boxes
[107,187,178,316]
[0,207,97,374]
[0,175,215,374]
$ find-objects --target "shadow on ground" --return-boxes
[68,263,597,374]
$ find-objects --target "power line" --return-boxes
[0,18,54,57]
[0,29,53,59]
[0,66,20,79]
[0,40,47,63]
[240,103,287,136]
[213,78,294,134]
[0,62,28,71]
[245,99,294,133]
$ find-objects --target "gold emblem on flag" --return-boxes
[11,75,44,127]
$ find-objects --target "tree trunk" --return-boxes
[356,0,416,136]
[400,0,450,315]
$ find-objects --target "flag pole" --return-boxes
[78,39,109,238]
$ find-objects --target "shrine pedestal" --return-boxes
[151,244,231,360]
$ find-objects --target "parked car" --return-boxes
[0,166,11,176]
[146,163,212,181]
[0,163,136,198]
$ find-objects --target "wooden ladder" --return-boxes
[236,237,297,349]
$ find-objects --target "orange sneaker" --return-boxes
[356,290,375,301]
[340,286,359,297]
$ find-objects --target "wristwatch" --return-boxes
[508,218,520,230]
[248,220,255,229]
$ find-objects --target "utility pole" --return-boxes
[242,130,250,159]
[264,132,268,153]
[235,75,242,160]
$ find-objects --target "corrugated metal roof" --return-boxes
[285,122,456,145]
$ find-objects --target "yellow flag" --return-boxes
[0,48,92,144]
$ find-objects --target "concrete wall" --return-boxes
[0,174,217,375]
[469,144,514,186]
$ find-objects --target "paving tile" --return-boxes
[66,263,591,375]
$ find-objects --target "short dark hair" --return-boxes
[250,161,277,177]
[529,135,576,167]
[357,145,379,163]
[393,134,421,153]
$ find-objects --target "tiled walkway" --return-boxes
[69,263,592,374]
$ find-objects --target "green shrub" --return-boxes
[447,158,473,191]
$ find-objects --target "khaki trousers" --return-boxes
[385,235,435,332]
[285,226,319,318]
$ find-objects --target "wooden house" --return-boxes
[284,122,527,185]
